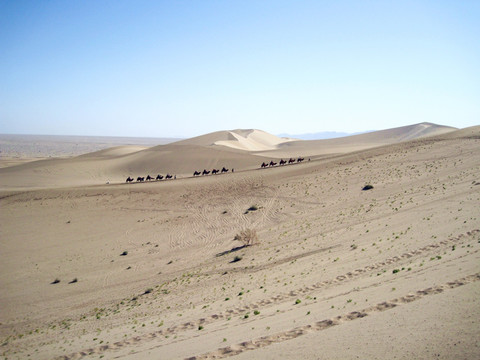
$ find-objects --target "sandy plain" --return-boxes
[0,123,479,359]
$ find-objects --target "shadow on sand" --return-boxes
[216,245,247,258]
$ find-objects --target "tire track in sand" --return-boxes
[186,273,480,360]
[56,230,479,360]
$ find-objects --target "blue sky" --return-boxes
[1,0,479,138]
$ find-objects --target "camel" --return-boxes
[261,162,268,168]
[146,175,154,181]
[202,169,211,175]
[279,159,287,165]
[269,161,277,167]
[297,157,304,163]
[212,169,219,175]
[136,177,145,182]
[126,177,134,183]
[165,174,173,179]
[221,167,229,173]
[156,174,164,180]
[193,171,201,176]
[288,158,296,164]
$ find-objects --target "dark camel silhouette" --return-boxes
[261,162,268,168]
[297,157,304,162]
[165,174,173,179]
[146,175,155,181]
[212,169,219,175]
[221,167,229,173]
[288,158,296,164]
[279,159,287,165]
[202,169,211,175]
[136,177,145,182]
[269,161,277,167]
[156,174,164,180]
[126,177,134,183]
[193,171,201,176]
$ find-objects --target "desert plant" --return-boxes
[362,184,374,191]
[234,228,258,247]
[51,278,60,284]
[232,255,242,263]
[120,251,128,256]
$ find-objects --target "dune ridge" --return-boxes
[0,123,459,190]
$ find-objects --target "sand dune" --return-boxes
[255,122,457,158]
[0,144,270,190]
[213,129,294,151]
[0,123,458,190]
[0,123,479,359]
[171,129,295,151]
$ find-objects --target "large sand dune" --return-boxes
[0,122,456,190]
[0,124,479,359]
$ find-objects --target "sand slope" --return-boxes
[0,124,479,360]
[0,123,457,190]
[255,122,457,158]
[172,129,294,151]
[0,144,271,190]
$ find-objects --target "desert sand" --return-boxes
[0,122,479,359]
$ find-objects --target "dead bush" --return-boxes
[234,228,258,247]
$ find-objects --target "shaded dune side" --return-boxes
[0,144,273,189]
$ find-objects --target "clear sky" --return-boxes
[1,0,479,138]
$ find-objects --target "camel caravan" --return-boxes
[193,167,230,177]
[125,174,175,183]
[125,158,307,184]
[260,157,306,168]
[125,166,232,183]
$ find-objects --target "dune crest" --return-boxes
[214,129,295,151]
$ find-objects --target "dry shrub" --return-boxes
[234,228,258,246]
